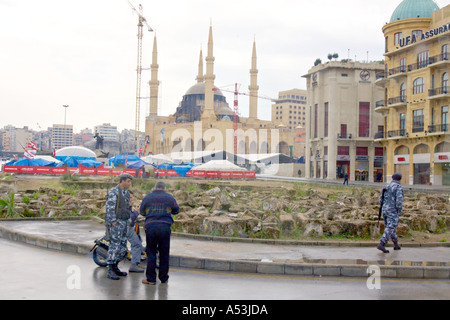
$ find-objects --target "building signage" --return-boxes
[399,23,450,47]
[435,152,450,163]
[394,154,409,164]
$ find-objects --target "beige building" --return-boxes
[375,0,449,186]
[52,124,73,150]
[303,61,385,182]
[144,25,295,161]
[1,125,33,152]
[272,89,307,130]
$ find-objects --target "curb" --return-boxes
[1,222,449,280]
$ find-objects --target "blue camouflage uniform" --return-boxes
[105,185,131,266]
[379,180,404,245]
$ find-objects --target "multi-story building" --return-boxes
[1,125,33,152]
[303,61,385,182]
[94,123,119,142]
[272,89,308,130]
[52,124,73,149]
[375,0,449,186]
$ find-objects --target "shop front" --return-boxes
[413,153,430,185]
[434,152,450,186]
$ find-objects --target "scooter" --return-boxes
[91,224,147,267]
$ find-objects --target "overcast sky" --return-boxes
[0,0,447,133]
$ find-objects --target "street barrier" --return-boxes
[2,165,256,180]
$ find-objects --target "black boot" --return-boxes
[107,265,120,280]
[377,241,389,253]
[393,241,401,250]
[113,263,128,277]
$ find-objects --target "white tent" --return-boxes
[34,155,61,164]
[142,154,174,164]
[193,160,247,172]
[55,146,96,159]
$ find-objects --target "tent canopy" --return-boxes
[108,154,141,166]
[56,157,103,168]
[6,157,59,167]
[193,160,247,172]
[126,159,154,169]
[55,146,96,160]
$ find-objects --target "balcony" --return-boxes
[388,66,407,78]
[375,72,388,86]
[428,53,449,68]
[428,124,448,134]
[374,131,385,140]
[387,129,407,138]
[428,86,449,100]
[407,61,429,72]
[388,95,407,107]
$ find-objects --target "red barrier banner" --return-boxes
[97,168,112,175]
[206,171,219,178]
[68,168,80,174]
[51,167,67,175]
[244,171,256,178]
[156,169,166,177]
[123,169,136,176]
[111,170,122,176]
[19,166,35,173]
[193,170,205,177]
[3,166,19,173]
[219,171,232,178]
[185,170,193,177]
[36,167,52,174]
[81,168,96,175]
[166,169,180,177]
[232,171,244,178]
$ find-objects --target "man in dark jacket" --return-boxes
[140,181,179,285]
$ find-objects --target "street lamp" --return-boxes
[63,105,69,128]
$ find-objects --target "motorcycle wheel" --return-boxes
[92,246,108,267]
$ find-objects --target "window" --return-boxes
[443,73,449,93]
[394,32,402,46]
[338,146,349,155]
[412,109,424,132]
[340,124,347,138]
[417,51,429,69]
[442,106,448,132]
[314,104,318,138]
[412,30,422,41]
[356,147,368,156]
[413,78,425,94]
[400,57,406,72]
[400,113,406,131]
[400,83,406,101]
[359,102,370,137]
[375,147,384,157]
[443,44,449,60]
[324,102,328,137]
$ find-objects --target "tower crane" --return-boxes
[213,84,276,154]
[127,0,153,154]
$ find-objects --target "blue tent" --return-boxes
[126,160,154,169]
[155,162,195,177]
[55,157,103,168]
[108,154,141,166]
[6,158,58,167]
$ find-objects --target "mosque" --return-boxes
[144,25,295,160]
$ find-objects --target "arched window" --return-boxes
[400,83,406,101]
[413,77,424,94]
[442,73,448,93]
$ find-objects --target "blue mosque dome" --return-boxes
[390,0,440,22]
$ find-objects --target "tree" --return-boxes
[314,58,322,66]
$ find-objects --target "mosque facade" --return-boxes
[144,26,295,159]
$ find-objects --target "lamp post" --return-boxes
[63,105,69,128]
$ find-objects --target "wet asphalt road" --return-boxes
[0,239,449,300]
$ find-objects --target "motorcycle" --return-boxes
[90,223,148,267]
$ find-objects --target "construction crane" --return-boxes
[213,84,275,154]
[127,0,153,154]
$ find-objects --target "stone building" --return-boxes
[375,0,449,185]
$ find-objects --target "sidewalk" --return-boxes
[0,218,449,279]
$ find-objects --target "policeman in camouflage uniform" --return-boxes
[105,173,133,280]
[377,173,404,253]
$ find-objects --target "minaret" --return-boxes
[196,48,204,84]
[248,39,259,121]
[149,34,159,117]
[203,24,216,120]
